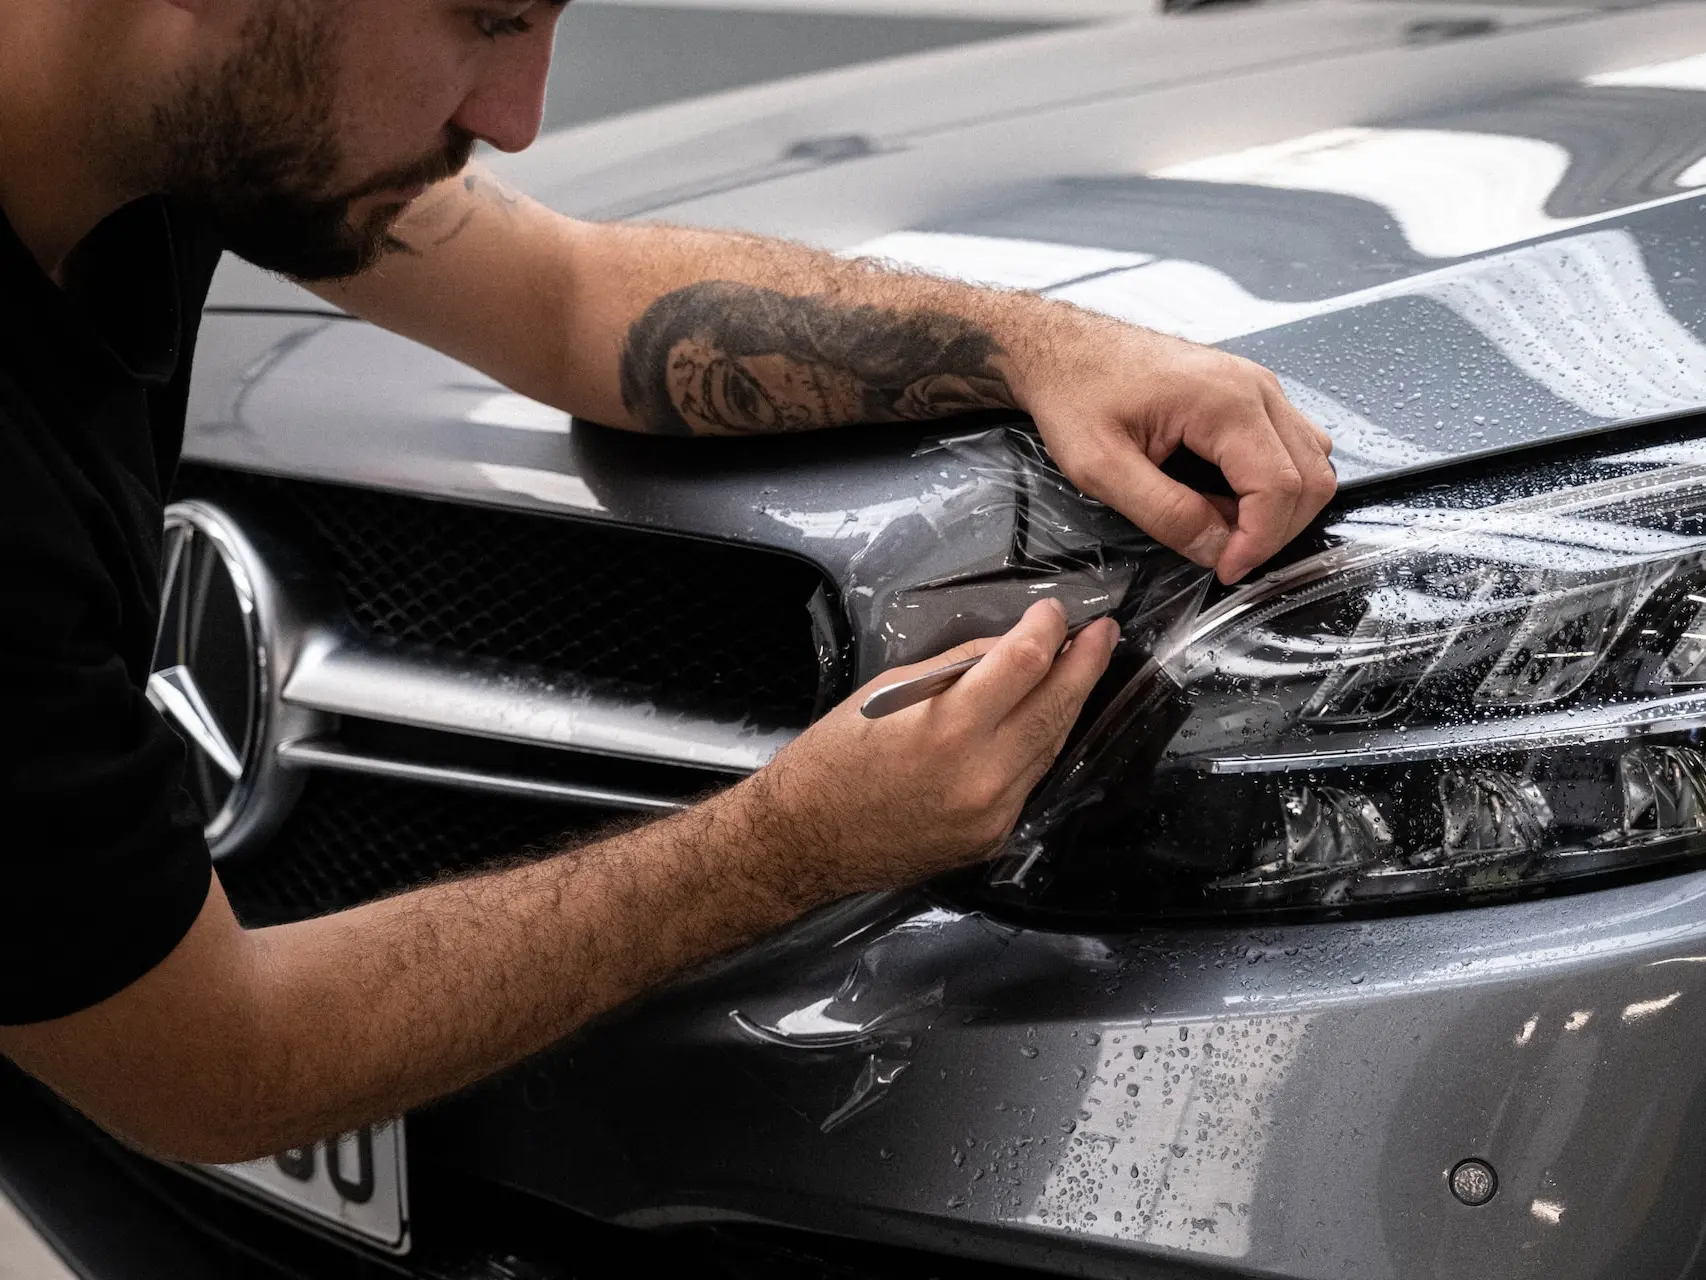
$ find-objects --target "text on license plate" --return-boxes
[204,1121,409,1253]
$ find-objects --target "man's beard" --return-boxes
[151,0,475,280]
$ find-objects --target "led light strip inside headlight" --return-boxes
[993,438,1706,917]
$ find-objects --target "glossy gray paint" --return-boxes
[537,3,1051,133]
[430,871,1706,1279]
[181,6,1706,1277]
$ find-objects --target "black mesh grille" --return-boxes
[176,466,831,727]
[219,773,615,926]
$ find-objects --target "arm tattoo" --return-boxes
[385,171,523,257]
[618,281,1018,436]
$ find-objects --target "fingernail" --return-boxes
[1041,597,1067,621]
[1103,619,1121,653]
[1185,524,1231,569]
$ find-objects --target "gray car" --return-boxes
[8,3,1706,1277]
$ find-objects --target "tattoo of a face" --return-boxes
[619,282,1018,436]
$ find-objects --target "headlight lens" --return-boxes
[985,435,1706,918]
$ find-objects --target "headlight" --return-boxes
[981,432,1706,919]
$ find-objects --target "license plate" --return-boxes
[203,1121,409,1253]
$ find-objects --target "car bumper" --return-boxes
[0,1062,1070,1280]
[8,868,1704,1280]
[420,871,1706,1280]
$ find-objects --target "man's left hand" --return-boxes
[1013,323,1337,585]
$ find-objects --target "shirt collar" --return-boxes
[0,196,183,388]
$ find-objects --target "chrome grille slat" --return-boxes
[277,739,691,813]
[283,632,791,773]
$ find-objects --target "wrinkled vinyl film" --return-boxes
[990,562,1214,888]
[727,905,996,1133]
[844,428,1158,683]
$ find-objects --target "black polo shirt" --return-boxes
[0,197,222,1025]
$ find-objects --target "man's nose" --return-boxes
[450,29,554,153]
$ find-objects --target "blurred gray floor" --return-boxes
[0,1199,69,1280]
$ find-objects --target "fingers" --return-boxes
[858,632,1003,697]
[999,616,1119,779]
[940,598,1072,728]
[1187,371,1335,585]
[1039,340,1338,585]
[806,607,1118,881]
[1261,377,1337,526]
[1064,447,1236,572]
[1190,392,1306,585]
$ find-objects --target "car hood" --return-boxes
[202,0,1706,492]
[191,1,1706,656]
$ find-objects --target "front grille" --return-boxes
[176,466,833,727]
[219,772,621,926]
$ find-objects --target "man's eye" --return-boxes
[475,11,534,38]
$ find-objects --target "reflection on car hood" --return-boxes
[196,4,1706,503]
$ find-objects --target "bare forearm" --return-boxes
[320,170,1332,584]
[9,778,824,1164]
[317,168,1105,439]
[556,219,1104,436]
[234,778,815,1156]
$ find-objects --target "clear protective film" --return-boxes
[725,903,998,1135]
[843,428,1158,684]
[985,437,1706,919]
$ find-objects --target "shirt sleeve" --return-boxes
[0,396,212,1026]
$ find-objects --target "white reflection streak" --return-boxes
[1410,231,1706,421]
[1587,53,1706,91]
[1051,259,1314,343]
[1516,1015,1539,1046]
[1531,1199,1565,1225]
[774,997,869,1039]
[758,483,978,542]
[1346,505,1699,551]
[473,463,606,512]
[1677,155,1706,190]
[1621,991,1682,1023]
[1234,893,1706,1008]
[465,393,571,434]
[1564,1010,1593,1031]
[1155,127,1573,259]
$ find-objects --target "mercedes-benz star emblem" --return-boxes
[148,501,291,858]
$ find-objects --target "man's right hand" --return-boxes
[731,598,1119,901]
[0,599,1115,1165]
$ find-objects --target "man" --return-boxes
[0,0,1335,1164]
